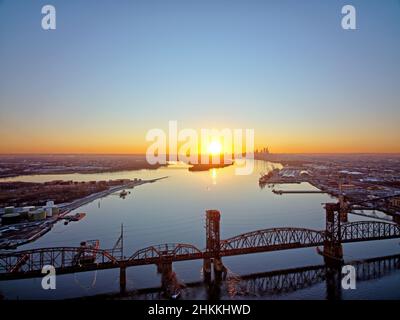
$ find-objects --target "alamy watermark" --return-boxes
[145,121,255,175]
[40,4,356,32]
[41,265,56,290]
[39,4,356,32]
[342,264,356,290]
[342,5,357,30]
[41,5,56,30]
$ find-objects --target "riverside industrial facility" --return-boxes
[1,201,60,225]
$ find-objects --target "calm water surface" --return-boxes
[1,161,399,299]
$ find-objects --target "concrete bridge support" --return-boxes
[323,243,343,267]
[213,257,227,282]
[119,265,127,294]
[203,258,212,282]
[325,264,343,300]
[323,203,344,266]
[204,210,227,281]
[157,261,175,292]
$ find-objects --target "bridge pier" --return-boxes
[204,210,227,282]
[323,203,344,266]
[325,264,343,300]
[119,265,127,294]
[157,261,178,295]
[323,243,343,267]
[213,257,227,281]
[203,257,227,282]
[203,258,212,282]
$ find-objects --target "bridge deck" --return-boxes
[1,221,399,281]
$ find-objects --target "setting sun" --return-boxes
[208,140,222,155]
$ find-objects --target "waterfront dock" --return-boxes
[272,189,326,195]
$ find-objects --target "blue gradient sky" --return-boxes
[0,0,399,153]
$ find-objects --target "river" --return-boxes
[0,160,399,299]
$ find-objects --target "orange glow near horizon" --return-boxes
[0,126,400,154]
[1,141,400,155]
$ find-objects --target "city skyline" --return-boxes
[1,0,400,154]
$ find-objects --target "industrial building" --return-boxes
[0,201,59,226]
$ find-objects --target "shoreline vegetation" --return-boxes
[188,162,233,172]
[0,176,169,208]
[2,153,398,179]
[1,179,140,207]
[0,154,164,179]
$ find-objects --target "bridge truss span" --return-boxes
[1,218,400,281]
[128,243,203,265]
[341,221,400,242]
[0,246,118,278]
[220,227,326,256]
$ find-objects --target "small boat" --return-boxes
[119,190,128,198]
[64,212,86,222]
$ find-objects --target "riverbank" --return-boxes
[58,176,168,214]
[0,154,165,179]
[0,176,168,250]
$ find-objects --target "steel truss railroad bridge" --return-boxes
[1,203,400,293]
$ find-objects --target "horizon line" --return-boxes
[1,152,400,156]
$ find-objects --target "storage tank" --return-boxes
[52,207,60,216]
[31,210,46,221]
[37,210,46,220]
[23,206,36,212]
[46,207,53,217]
[46,200,55,207]
[45,201,56,217]
[1,213,21,225]
[4,207,15,214]
[20,209,30,220]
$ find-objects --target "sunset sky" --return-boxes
[0,0,399,154]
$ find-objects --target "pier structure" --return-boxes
[203,210,226,282]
